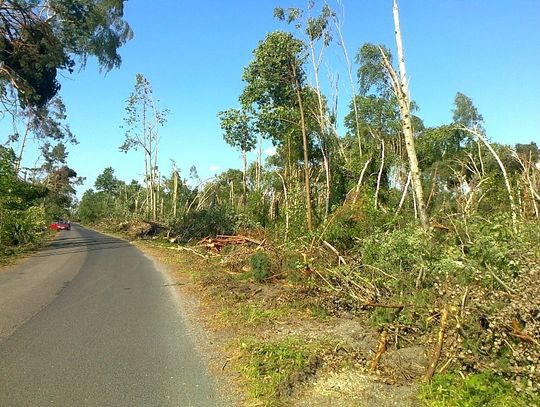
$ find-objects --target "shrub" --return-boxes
[250,250,271,283]
[177,205,236,240]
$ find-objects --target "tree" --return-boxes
[241,31,314,231]
[0,0,133,108]
[375,0,429,229]
[120,74,168,221]
[95,167,120,196]
[12,96,76,171]
[275,3,336,219]
[452,92,518,229]
[218,108,257,202]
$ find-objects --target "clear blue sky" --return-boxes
[12,0,540,195]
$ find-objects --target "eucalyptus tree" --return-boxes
[354,0,428,229]
[218,108,257,202]
[120,74,168,221]
[241,31,314,231]
[275,3,336,218]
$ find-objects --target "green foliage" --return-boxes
[219,302,294,327]
[218,108,256,153]
[1,206,46,247]
[0,0,132,107]
[0,147,48,252]
[420,373,538,407]
[355,43,393,97]
[78,189,108,223]
[178,205,236,240]
[465,216,519,274]
[321,199,398,252]
[250,251,271,282]
[239,337,319,405]
[94,167,121,195]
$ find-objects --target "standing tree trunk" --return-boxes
[242,148,247,205]
[380,0,429,229]
[461,126,518,231]
[374,137,385,209]
[172,169,178,218]
[295,82,313,232]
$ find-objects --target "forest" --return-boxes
[1,1,539,406]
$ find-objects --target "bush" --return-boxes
[250,251,271,283]
[177,205,236,240]
[321,199,399,252]
[1,206,46,247]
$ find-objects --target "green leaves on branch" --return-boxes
[218,108,256,153]
[0,0,133,107]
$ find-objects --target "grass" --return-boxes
[0,229,56,267]
[238,336,322,406]
[420,373,539,407]
[218,303,295,327]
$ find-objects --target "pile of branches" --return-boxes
[449,260,540,395]
[198,235,264,253]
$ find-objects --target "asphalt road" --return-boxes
[0,225,219,406]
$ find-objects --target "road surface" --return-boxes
[0,225,219,406]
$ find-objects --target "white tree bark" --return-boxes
[379,0,429,229]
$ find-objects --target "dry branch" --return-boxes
[322,240,347,265]
[198,235,265,252]
[369,330,388,371]
[425,307,449,381]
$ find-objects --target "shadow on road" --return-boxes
[35,234,133,258]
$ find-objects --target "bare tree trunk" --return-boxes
[512,151,539,219]
[374,137,385,209]
[242,148,247,204]
[353,158,372,204]
[172,169,178,218]
[277,172,290,242]
[333,5,362,158]
[256,137,262,191]
[16,124,31,173]
[379,0,429,229]
[461,126,518,230]
[294,77,313,232]
[307,27,332,221]
[396,170,412,214]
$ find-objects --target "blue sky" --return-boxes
[10,0,540,195]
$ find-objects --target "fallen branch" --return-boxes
[198,235,265,252]
[369,330,388,372]
[322,240,347,265]
[425,306,449,381]
[510,319,539,345]
[174,246,208,259]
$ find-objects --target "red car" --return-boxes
[50,220,71,231]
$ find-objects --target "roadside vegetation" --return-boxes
[0,0,131,260]
[80,2,539,404]
[78,0,540,398]
[2,1,538,406]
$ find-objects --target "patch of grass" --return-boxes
[238,336,321,406]
[218,302,294,327]
[420,372,539,407]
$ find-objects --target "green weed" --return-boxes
[420,372,538,407]
[238,336,321,406]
